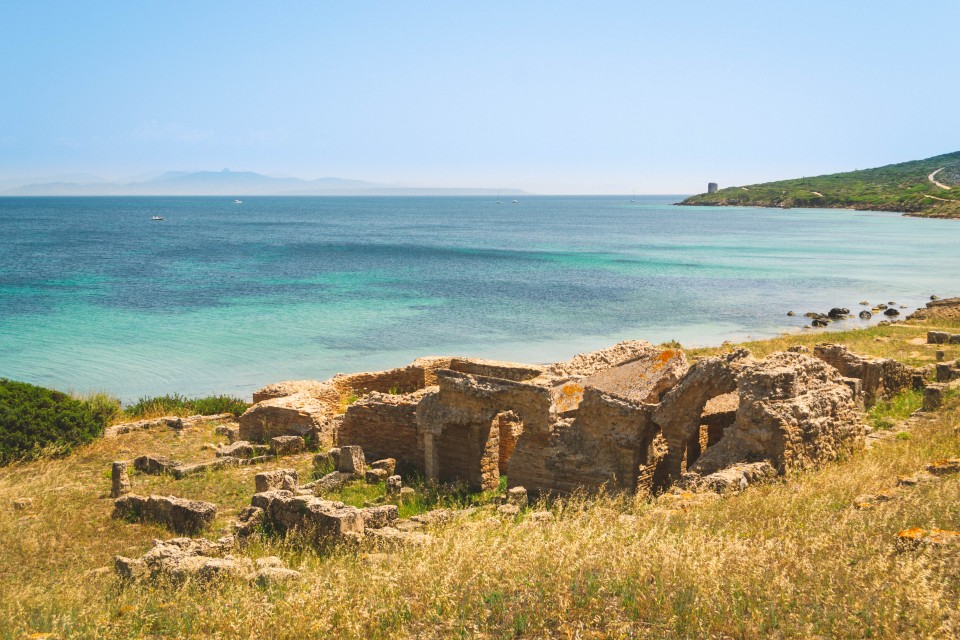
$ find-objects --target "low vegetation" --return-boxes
[0,379,109,464]
[681,150,960,218]
[1,314,959,637]
[121,392,248,420]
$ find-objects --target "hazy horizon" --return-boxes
[2,2,958,194]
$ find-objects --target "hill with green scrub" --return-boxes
[680,151,960,218]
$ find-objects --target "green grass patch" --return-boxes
[866,388,923,430]
[122,393,249,420]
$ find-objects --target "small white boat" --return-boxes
[234,199,243,204]
[151,216,165,221]
[511,199,519,203]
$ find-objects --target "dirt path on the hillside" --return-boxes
[811,191,823,197]
[928,167,952,190]
[924,194,952,202]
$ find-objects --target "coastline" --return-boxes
[674,199,960,219]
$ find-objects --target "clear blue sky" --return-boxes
[1,1,957,193]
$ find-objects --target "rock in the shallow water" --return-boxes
[828,308,850,319]
[812,318,829,327]
[883,308,900,317]
[859,310,872,320]
[787,311,796,316]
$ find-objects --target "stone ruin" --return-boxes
[238,339,911,498]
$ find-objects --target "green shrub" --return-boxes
[0,379,108,464]
[122,393,248,419]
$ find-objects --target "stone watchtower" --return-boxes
[707,182,718,194]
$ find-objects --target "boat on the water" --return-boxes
[151,216,165,221]
[234,199,242,204]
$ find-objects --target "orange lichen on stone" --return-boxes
[897,527,960,550]
[652,349,679,372]
[925,459,960,476]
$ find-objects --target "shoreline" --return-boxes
[30,298,932,406]
[674,200,960,219]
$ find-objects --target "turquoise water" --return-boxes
[1,196,958,402]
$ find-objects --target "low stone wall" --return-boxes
[331,365,429,398]
[813,343,915,407]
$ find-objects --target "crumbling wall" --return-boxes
[651,350,751,490]
[813,343,914,407]
[331,365,429,397]
[690,352,861,477]
[447,358,545,382]
[339,391,426,467]
[508,387,660,495]
[252,379,340,406]
[417,370,554,491]
[494,411,523,475]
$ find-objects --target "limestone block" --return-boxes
[270,435,306,456]
[370,458,397,476]
[113,494,217,534]
[111,461,131,498]
[361,504,399,529]
[238,392,334,445]
[386,475,402,495]
[254,469,299,493]
[338,445,365,475]
[133,455,181,475]
[507,486,528,507]
[365,468,388,484]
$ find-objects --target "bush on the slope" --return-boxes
[0,379,108,464]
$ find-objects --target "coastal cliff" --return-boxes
[679,151,960,218]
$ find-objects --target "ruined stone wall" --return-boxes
[813,343,913,407]
[448,358,545,382]
[331,366,429,398]
[339,391,425,467]
[508,387,659,495]
[494,411,523,475]
[651,350,750,490]
[418,370,554,491]
[690,352,861,476]
[251,380,340,406]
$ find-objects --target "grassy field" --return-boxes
[1,317,959,638]
[680,151,960,218]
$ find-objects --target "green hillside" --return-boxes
[680,151,960,218]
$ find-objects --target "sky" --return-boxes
[1,1,958,194]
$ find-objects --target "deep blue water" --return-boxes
[1,195,958,401]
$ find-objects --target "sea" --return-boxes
[1,195,958,403]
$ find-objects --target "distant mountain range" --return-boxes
[0,169,526,196]
[679,151,960,218]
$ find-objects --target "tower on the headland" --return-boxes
[707,182,718,194]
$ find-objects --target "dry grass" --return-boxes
[1,321,960,638]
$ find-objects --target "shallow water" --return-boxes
[1,195,956,401]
